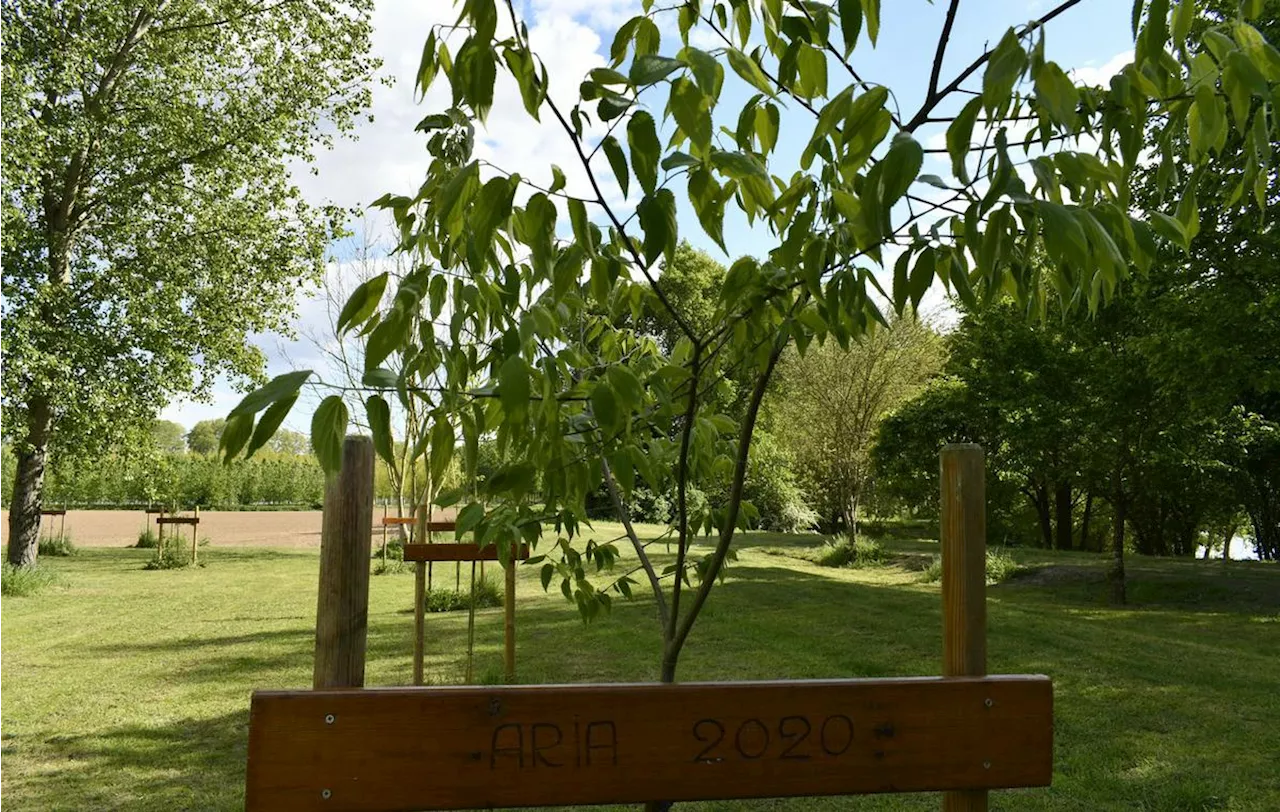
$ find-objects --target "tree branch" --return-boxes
[601,457,670,631]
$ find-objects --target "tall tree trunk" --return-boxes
[1080,491,1094,551]
[1032,482,1053,548]
[1054,481,1073,550]
[7,396,54,568]
[1108,487,1127,605]
[1221,522,1236,564]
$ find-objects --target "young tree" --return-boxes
[772,312,943,533]
[149,420,186,455]
[228,0,1277,686]
[2,1,380,566]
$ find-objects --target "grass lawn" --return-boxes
[3,525,1278,811]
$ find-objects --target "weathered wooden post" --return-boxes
[941,443,987,812]
[191,505,200,564]
[314,436,375,690]
[504,544,516,683]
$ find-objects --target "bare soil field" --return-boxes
[3,509,324,548]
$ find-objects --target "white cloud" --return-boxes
[1071,50,1134,88]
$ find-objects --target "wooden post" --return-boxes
[314,436,375,690]
[504,545,517,683]
[941,443,987,812]
[413,505,428,686]
[191,506,199,565]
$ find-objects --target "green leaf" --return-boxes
[630,54,683,85]
[469,176,517,256]
[627,111,661,195]
[710,149,769,182]
[337,274,388,334]
[838,0,862,55]
[879,132,923,206]
[365,311,409,371]
[366,395,394,467]
[1037,201,1089,269]
[429,416,454,484]
[669,77,711,151]
[568,197,596,254]
[983,29,1028,114]
[601,135,630,197]
[549,165,566,194]
[637,188,678,267]
[688,167,727,251]
[606,365,644,407]
[362,367,398,388]
[756,103,780,154]
[661,151,702,171]
[947,96,982,184]
[229,369,312,417]
[1033,61,1078,126]
[591,379,620,432]
[220,412,254,463]
[681,46,724,99]
[244,394,298,459]
[864,0,880,45]
[524,192,557,274]
[311,396,349,474]
[598,93,631,121]
[499,354,531,423]
[796,44,828,99]
[456,502,485,538]
[428,273,448,320]
[727,49,775,96]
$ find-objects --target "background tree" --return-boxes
[149,420,186,455]
[185,419,226,457]
[228,0,1277,693]
[1,0,380,566]
[772,312,943,533]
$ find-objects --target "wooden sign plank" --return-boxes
[246,675,1052,811]
[156,517,200,526]
[380,517,417,526]
[40,509,67,516]
[402,543,529,563]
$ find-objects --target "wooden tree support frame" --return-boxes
[155,507,200,564]
[255,441,1051,812]
[39,508,67,540]
[404,520,526,686]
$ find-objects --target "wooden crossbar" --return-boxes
[156,517,200,526]
[402,543,529,563]
[246,675,1053,811]
[40,509,67,516]
[380,517,416,526]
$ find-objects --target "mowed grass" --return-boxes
[3,525,1278,811]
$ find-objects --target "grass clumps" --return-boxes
[918,548,1022,584]
[134,529,159,548]
[2,563,62,596]
[424,576,503,613]
[143,535,197,570]
[815,535,888,569]
[38,533,76,557]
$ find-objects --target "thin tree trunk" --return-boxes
[1080,491,1094,551]
[1032,481,1052,548]
[7,396,53,568]
[1054,480,1073,550]
[1221,522,1236,564]
[1109,488,1127,605]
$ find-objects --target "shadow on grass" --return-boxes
[6,711,249,811]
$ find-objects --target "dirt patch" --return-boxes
[1004,564,1103,587]
[3,509,324,548]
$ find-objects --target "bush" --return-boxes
[917,549,1021,584]
[135,529,159,548]
[815,535,887,568]
[143,534,195,570]
[38,533,76,557]
[2,563,61,596]
[985,548,1021,584]
[919,555,944,583]
[423,576,503,613]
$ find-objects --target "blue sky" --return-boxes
[161,0,1137,433]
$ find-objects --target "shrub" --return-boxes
[38,533,76,557]
[917,550,1021,584]
[143,534,195,570]
[919,555,944,583]
[985,548,1021,584]
[423,576,503,613]
[2,563,61,596]
[135,529,159,548]
[815,535,886,568]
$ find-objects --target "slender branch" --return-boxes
[667,348,702,646]
[667,338,787,664]
[927,0,963,103]
[905,0,1086,131]
[601,457,670,630]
